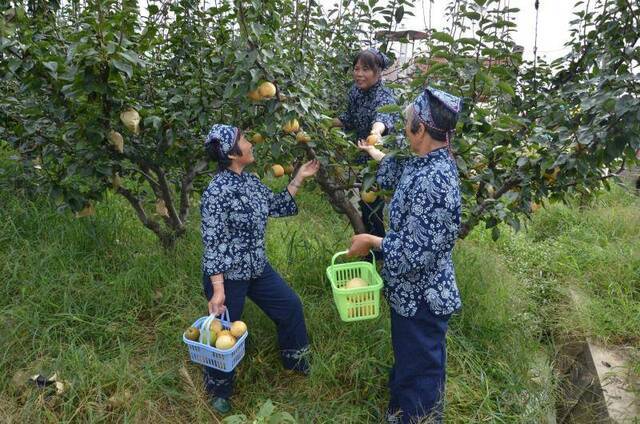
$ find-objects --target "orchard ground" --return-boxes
[0,149,638,422]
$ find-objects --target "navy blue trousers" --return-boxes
[201,263,310,399]
[387,305,450,424]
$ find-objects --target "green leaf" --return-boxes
[256,400,275,419]
[463,11,481,21]
[119,50,140,65]
[269,412,297,423]
[250,68,261,83]
[431,31,455,44]
[43,61,58,73]
[376,104,402,114]
[394,6,404,23]
[497,81,515,97]
[221,414,248,424]
[111,58,133,79]
[491,226,500,241]
[144,116,162,131]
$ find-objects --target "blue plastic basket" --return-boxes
[182,310,247,372]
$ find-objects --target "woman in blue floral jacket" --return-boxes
[200,124,319,414]
[347,88,463,423]
[333,48,399,257]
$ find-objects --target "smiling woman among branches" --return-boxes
[332,48,399,259]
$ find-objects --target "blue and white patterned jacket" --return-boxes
[339,80,398,140]
[201,169,297,280]
[377,148,462,317]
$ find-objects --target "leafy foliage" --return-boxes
[1,0,638,246]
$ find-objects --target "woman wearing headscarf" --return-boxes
[333,48,399,258]
[200,124,320,414]
[346,88,463,423]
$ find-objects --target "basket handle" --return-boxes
[331,250,376,267]
[199,309,231,345]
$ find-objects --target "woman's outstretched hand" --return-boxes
[297,159,320,179]
[357,140,386,161]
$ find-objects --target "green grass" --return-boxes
[484,184,640,347]
[1,150,637,422]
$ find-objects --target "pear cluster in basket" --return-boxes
[345,277,375,318]
[184,320,247,350]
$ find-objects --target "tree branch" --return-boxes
[302,144,366,234]
[116,186,163,237]
[459,175,521,238]
[179,159,208,223]
[153,165,184,231]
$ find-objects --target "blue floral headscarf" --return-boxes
[204,124,240,155]
[412,87,463,144]
[366,48,393,70]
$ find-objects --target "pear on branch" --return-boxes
[120,108,140,135]
[258,82,277,99]
[155,199,169,217]
[247,90,262,102]
[111,173,122,189]
[108,130,124,153]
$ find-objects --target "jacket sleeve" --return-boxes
[372,88,398,134]
[376,155,405,190]
[253,175,298,217]
[268,188,298,217]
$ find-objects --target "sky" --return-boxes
[320,0,579,61]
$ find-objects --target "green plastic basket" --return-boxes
[326,250,383,322]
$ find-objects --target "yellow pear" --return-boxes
[345,277,368,303]
[111,173,122,189]
[230,321,247,338]
[119,108,140,135]
[184,327,200,341]
[345,277,368,289]
[209,320,223,334]
[215,334,236,350]
[258,82,277,98]
[361,191,377,204]
[108,130,124,153]
[218,330,233,338]
[207,330,218,346]
[248,89,262,101]
[272,164,285,178]
[155,199,169,217]
[296,131,311,143]
[251,133,265,144]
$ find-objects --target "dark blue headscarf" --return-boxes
[205,124,240,155]
[412,87,463,144]
[366,48,393,70]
